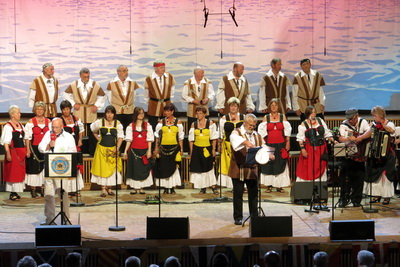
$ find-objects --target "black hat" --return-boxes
[345,108,358,119]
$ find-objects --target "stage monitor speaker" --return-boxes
[146,217,189,239]
[250,216,293,237]
[35,225,81,247]
[290,181,328,204]
[330,220,375,241]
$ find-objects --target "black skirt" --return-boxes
[126,148,153,181]
[26,145,44,174]
[189,145,213,173]
[260,142,287,175]
[153,145,180,179]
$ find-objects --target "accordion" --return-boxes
[367,130,390,159]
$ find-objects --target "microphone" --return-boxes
[50,132,57,152]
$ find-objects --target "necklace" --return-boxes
[270,112,279,120]
[166,117,175,125]
[230,113,238,121]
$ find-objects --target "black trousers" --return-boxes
[116,113,133,131]
[148,115,162,132]
[85,123,97,156]
[232,178,258,221]
[116,113,133,153]
[339,159,365,204]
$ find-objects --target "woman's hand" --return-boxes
[301,149,308,158]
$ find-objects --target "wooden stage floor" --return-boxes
[0,187,399,246]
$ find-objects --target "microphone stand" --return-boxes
[314,122,329,212]
[212,112,229,202]
[109,135,125,231]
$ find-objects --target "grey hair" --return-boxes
[8,105,20,116]
[125,256,141,267]
[313,251,328,267]
[245,113,257,123]
[193,67,203,74]
[117,65,128,71]
[270,58,281,66]
[79,68,90,75]
[42,63,53,71]
[34,101,46,110]
[17,256,37,267]
[357,250,375,267]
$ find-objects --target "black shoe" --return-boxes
[170,188,176,194]
[370,196,381,203]
[234,219,242,225]
[338,199,347,208]
[353,203,361,207]
[163,188,170,194]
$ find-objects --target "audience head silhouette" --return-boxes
[264,251,280,267]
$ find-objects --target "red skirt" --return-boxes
[3,147,26,183]
[296,144,327,180]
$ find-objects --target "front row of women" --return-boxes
[1,100,397,204]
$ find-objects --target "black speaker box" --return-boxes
[330,220,375,241]
[146,217,190,239]
[250,216,293,237]
[290,181,328,203]
[35,225,81,247]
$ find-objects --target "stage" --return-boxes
[0,188,400,266]
[1,187,399,242]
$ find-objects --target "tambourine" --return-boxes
[256,146,275,165]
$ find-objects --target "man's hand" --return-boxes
[295,110,302,116]
[74,104,81,111]
[90,105,98,113]
[192,100,201,105]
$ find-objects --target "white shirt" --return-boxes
[0,124,23,145]
[339,117,370,139]
[106,76,136,104]
[28,74,57,108]
[181,77,215,103]
[125,123,155,142]
[154,122,185,141]
[258,69,292,111]
[214,71,255,110]
[90,119,124,139]
[24,120,51,141]
[143,72,175,102]
[62,79,106,109]
[296,118,332,142]
[230,125,265,151]
[38,130,77,153]
[292,69,326,112]
[188,122,219,142]
[258,120,292,139]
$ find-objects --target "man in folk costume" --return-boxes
[106,65,139,130]
[215,62,255,115]
[29,63,59,118]
[63,68,106,155]
[181,67,215,127]
[229,114,274,225]
[143,60,176,131]
[292,58,326,121]
[338,108,370,208]
[258,58,292,114]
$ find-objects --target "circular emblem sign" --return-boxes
[51,156,70,175]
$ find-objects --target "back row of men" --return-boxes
[29,58,325,131]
